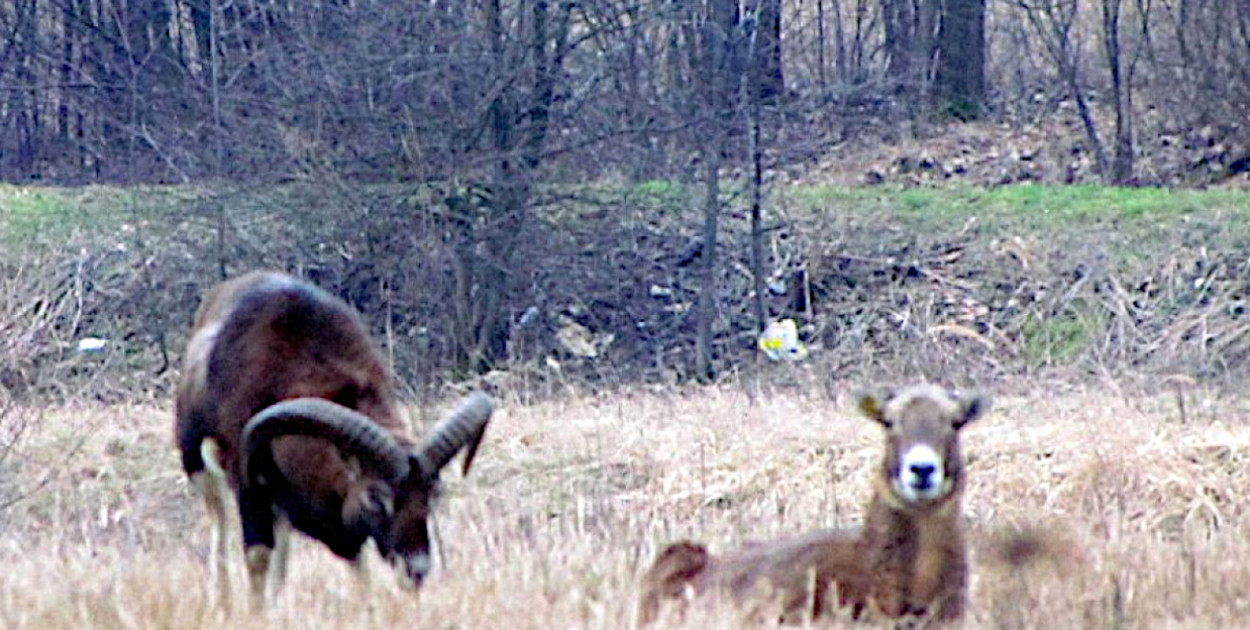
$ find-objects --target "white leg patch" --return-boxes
[267,518,292,597]
[195,439,234,606]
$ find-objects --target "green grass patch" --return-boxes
[0,186,76,247]
[622,179,698,217]
[783,183,1250,224]
[0,185,147,251]
[1020,310,1093,366]
[6,180,1250,258]
[632,179,679,197]
[977,184,1233,219]
[780,183,1250,266]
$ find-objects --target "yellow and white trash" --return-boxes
[757,319,809,361]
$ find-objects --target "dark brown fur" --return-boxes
[176,271,407,524]
[175,270,487,603]
[639,385,990,626]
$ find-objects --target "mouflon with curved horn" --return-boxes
[175,270,493,606]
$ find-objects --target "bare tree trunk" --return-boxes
[1069,65,1111,180]
[817,0,829,91]
[460,0,515,372]
[853,0,870,82]
[5,0,41,179]
[712,0,741,126]
[1102,0,1133,184]
[749,0,785,100]
[694,0,737,382]
[59,0,74,148]
[745,8,767,335]
[933,0,987,120]
[1018,0,1111,179]
[883,0,936,118]
[667,0,698,178]
[1102,0,1152,184]
[882,0,914,89]
[448,0,572,372]
[695,141,722,382]
[62,0,85,173]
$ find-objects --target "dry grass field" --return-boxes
[1,379,1248,629]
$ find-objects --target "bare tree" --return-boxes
[933,0,988,120]
[1016,0,1111,178]
[0,0,39,179]
[453,0,575,371]
[692,0,740,381]
[748,0,785,100]
[882,0,939,116]
[1099,0,1152,184]
[744,8,769,336]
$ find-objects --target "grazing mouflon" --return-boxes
[176,270,493,605]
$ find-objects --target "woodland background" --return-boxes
[2,0,1249,402]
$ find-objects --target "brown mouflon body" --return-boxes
[639,528,868,624]
[855,384,988,621]
[175,270,493,606]
[639,384,990,626]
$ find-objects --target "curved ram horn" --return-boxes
[243,398,411,485]
[412,391,493,482]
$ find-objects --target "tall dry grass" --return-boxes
[0,382,1248,628]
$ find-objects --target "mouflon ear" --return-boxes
[953,390,992,429]
[853,387,894,427]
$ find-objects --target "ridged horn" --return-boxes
[243,398,411,485]
[412,391,493,482]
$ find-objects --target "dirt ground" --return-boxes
[1,379,1247,629]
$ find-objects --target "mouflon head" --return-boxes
[854,385,990,509]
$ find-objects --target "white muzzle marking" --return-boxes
[895,444,946,502]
